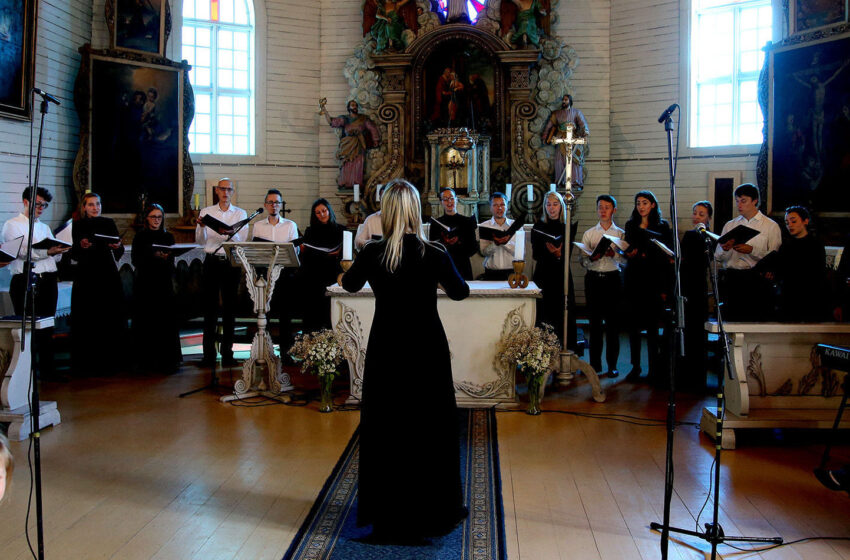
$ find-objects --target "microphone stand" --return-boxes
[179,209,261,398]
[650,109,782,559]
[21,94,52,560]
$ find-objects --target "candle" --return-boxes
[505,183,512,201]
[376,184,382,202]
[343,231,352,261]
[550,183,556,193]
[353,184,359,202]
[527,184,533,202]
[193,193,200,209]
[514,229,525,261]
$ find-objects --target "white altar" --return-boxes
[329,281,540,406]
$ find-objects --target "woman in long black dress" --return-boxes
[623,190,674,384]
[340,178,469,540]
[776,206,830,322]
[679,200,713,391]
[71,193,126,375]
[131,204,182,372]
[296,198,345,333]
[532,191,567,341]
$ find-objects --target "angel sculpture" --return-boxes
[363,0,419,53]
[500,0,550,48]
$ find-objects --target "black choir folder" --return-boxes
[530,228,563,243]
[199,213,253,234]
[0,236,23,263]
[152,243,197,257]
[478,220,523,241]
[573,235,627,259]
[717,224,760,246]
[31,237,71,250]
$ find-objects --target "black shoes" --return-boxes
[626,366,642,382]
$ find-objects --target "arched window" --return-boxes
[182,0,255,155]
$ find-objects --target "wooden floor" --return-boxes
[1,366,850,559]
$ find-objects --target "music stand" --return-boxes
[220,242,299,403]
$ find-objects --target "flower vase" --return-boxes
[318,375,334,413]
[526,372,544,415]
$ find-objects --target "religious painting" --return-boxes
[89,55,183,215]
[790,0,847,35]
[768,33,850,215]
[418,39,501,159]
[0,0,37,120]
[112,0,167,55]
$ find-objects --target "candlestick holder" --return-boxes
[337,259,353,286]
[507,260,528,289]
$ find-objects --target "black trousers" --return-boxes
[202,255,241,361]
[10,271,58,377]
[585,270,622,372]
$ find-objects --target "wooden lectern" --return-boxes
[221,242,299,403]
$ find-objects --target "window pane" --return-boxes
[233,70,249,89]
[234,136,249,154]
[196,0,210,20]
[220,30,233,50]
[234,97,248,116]
[219,115,233,134]
[197,27,211,46]
[219,135,234,154]
[195,134,211,153]
[234,52,248,71]
[196,94,211,114]
[183,0,196,18]
[183,26,195,44]
[234,32,248,52]
[234,0,249,24]
[219,49,233,70]
[219,69,233,88]
[234,115,248,134]
[220,0,235,23]
[196,114,211,134]
[218,96,233,115]
[196,68,211,87]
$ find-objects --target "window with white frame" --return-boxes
[182,0,255,155]
[690,0,772,147]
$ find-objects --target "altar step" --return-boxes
[701,406,850,450]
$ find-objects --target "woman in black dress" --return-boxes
[623,190,674,384]
[296,198,345,333]
[71,193,126,375]
[340,178,469,540]
[776,206,830,322]
[679,200,713,391]
[532,191,567,341]
[131,204,182,372]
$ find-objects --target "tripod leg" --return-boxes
[818,391,848,470]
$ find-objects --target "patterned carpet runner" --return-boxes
[282,407,506,560]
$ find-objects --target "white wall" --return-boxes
[0,0,93,229]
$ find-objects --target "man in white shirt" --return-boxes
[251,188,299,356]
[478,192,517,280]
[2,186,70,379]
[355,211,382,249]
[195,178,249,367]
[714,183,782,321]
[579,194,625,378]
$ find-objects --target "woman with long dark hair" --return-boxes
[71,193,126,375]
[296,198,346,333]
[623,190,674,384]
[131,204,182,372]
[340,178,469,541]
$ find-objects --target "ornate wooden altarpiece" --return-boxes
[331,0,585,224]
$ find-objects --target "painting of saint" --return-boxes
[115,0,164,54]
[91,58,182,214]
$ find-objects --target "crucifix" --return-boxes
[552,125,603,401]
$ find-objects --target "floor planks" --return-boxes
[1,365,849,559]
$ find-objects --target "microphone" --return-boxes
[657,103,678,123]
[32,88,60,105]
[250,207,263,219]
[696,223,719,243]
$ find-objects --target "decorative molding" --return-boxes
[747,344,767,396]
[335,301,367,400]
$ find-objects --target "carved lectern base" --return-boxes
[558,350,606,403]
[0,401,61,441]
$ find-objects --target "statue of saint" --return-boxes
[362,0,418,53]
[542,94,589,188]
[500,0,550,48]
[320,99,382,189]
